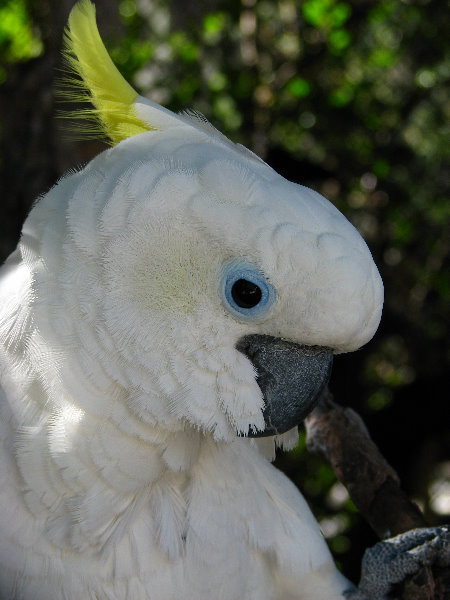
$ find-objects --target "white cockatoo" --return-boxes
[2,2,445,599]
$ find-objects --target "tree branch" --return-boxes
[304,387,450,599]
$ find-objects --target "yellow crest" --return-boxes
[59,0,150,144]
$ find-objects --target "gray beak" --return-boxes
[236,334,333,437]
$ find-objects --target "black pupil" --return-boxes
[231,279,262,309]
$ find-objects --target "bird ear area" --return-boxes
[57,0,190,145]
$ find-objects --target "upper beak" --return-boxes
[236,334,333,437]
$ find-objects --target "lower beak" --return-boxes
[236,334,333,437]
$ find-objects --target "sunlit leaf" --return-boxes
[0,0,42,64]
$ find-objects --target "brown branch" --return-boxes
[304,387,426,538]
[304,387,449,599]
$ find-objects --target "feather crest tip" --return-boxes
[59,0,150,144]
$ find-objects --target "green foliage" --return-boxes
[0,0,42,82]
[302,0,351,29]
[286,76,311,99]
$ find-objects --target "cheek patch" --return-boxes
[106,223,222,317]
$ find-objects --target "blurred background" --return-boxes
[0,0,448,582]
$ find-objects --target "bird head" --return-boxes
[28,0,383,444]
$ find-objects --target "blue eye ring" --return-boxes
[221,261,276,321]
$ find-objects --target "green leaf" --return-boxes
[286,77,312,98]
[328,86,354,107]
[329,29,352,53]
[373,158,390,178]
[0,0,42,64]
[302,0,334,28]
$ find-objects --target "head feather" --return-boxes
[59,0,150,144]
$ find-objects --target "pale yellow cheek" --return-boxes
[126,231,224,316]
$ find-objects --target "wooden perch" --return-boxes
[304,387,450,600]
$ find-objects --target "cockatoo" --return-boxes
[0,2,447,599]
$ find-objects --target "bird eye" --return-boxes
[231,279,262,309]
[221,261,276,320]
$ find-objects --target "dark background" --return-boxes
[0,0,448,582]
